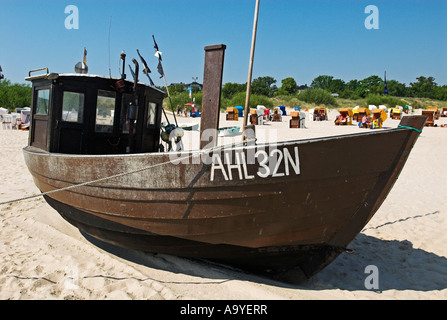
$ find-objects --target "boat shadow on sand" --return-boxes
[309,233,447,292]
[82,210,447,292]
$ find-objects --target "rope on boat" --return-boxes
[0,139,256,207]
[396,125,422,133]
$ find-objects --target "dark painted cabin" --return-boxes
[25,73,164,155]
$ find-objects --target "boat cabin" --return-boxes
[25,71,164,155]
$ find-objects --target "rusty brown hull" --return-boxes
[23,116,426,282]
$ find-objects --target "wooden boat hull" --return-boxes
[23,116,426,282]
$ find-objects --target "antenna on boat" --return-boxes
[152,35,178,127]
[108,16,112,78]
[242,0,260,140]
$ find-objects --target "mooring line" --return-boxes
[0,139,255,207]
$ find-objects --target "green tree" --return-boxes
[434,85,447,101]
[409,76,437,98]
[298,88,337,106]
[222,82,246,99]
[328,79,345,94]
[280,77,297,95]
[251,76,277,97]
[0,79,32,111]
[384,79,408,97]
[227,91,273,109]
[345,75,384,98]
[360,75,383,87]
[346,79,360,91]
[167,91,203,110]
[339,89,360,100]
[310,75,333,90]
[273,87,289,96]
[168,83,187,95]
[359,75,383,96]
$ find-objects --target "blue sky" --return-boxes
[1,0,446,87]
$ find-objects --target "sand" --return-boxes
[0,109,446,300]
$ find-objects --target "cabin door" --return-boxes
[55,89,87,154]
[30,86,51,150]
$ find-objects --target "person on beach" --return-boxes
[335,114,345,125]
[363,115,368,128]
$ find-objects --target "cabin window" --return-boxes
[120,93,137,134]
[146,102,157,127]
[62,91,84,123]
[95,90,116,133]
[35,89,50,115]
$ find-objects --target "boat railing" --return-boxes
[28,67,49,77]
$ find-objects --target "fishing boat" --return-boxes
[22,42,427,283]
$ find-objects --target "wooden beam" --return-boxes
[200,44,226,149]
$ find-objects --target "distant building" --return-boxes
[170,81,203,91]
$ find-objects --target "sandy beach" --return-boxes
[0,108,446,300]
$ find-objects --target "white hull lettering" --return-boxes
[210,146,300,181]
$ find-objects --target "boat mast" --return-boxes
[242,0,260,139]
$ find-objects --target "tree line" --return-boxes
[309,75,447,101]
[1,73,446,113]
[169,74,447,110]
[0,79,32,111]
[220,75,447,101]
